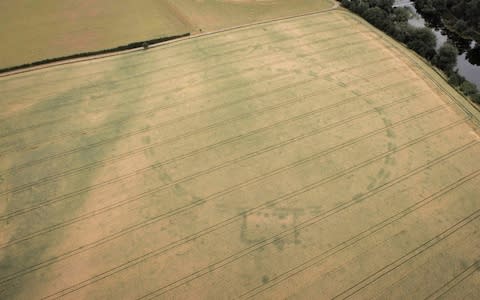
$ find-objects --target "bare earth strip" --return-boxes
[0,9,480,299]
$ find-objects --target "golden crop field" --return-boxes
[0,0,333,70]
[1,9,480,299]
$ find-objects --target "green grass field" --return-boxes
[1,9,480,299]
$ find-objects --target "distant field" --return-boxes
[1,9,480,299]
[168,0,334,32]
[0,0,191,69]
[0,0,333,70]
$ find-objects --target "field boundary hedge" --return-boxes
[0,33,190,76]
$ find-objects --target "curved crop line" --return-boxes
[0,56,395,178]
[1,9,478,300]
[1,8,478,298]
[238,11,480,299]
[145,151,480,300]
[140,145,480,300]
[1,64,406,197]
[0,44,388,156]
[0,37,378,159]
[40,121,474,300]
[0,35,377,140]
[0,103,450,285]
[0,96,433,251]
[0,81,420,222]
[1,98,427,264]
[1,49,389,161]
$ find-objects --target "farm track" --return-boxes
[1,8,480,299]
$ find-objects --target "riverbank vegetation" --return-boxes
[341,0,480,104]
[415,0,480,43]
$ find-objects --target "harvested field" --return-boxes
[167,0,334,32]
[0,0,333,70]
[1,9,480,299]
[0,0,191,69]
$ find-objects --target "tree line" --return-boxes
[340,0,480,104]
[415,0,480,67]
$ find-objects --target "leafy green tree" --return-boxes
[448,71,466,86]
[341,0,351,9]
[393,7,412,23]
[405,27,437,59]
[466,45,480,65]
[363,7,390,31]
[416,0,480,42]
[434,42,458,73]
[472,93,480,104]
[350,0,369,15]
[340,0,480,106]
[460,80,478,96]
[373,0,395,13]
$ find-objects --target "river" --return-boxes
[394,0,480,88]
